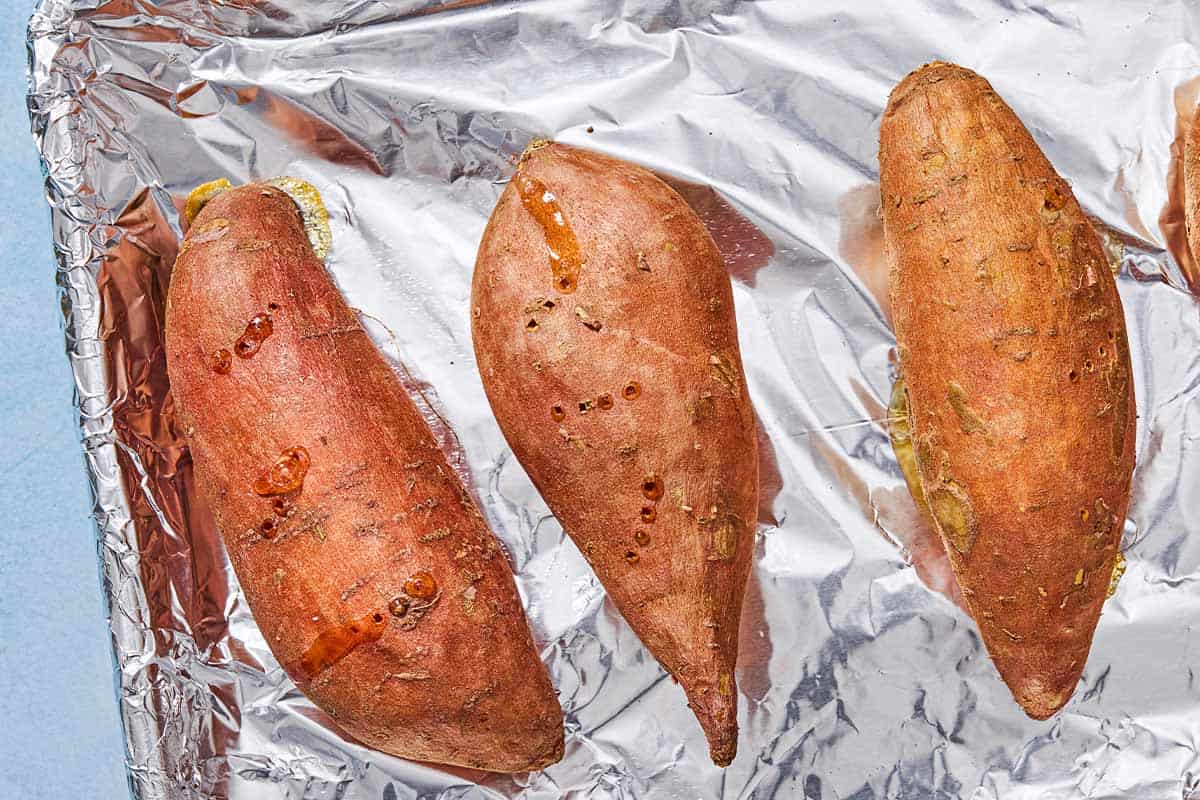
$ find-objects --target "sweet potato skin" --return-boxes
[164,184,562,772]
[471,143,758,765]
[880,63,1135,719]
[1186,103,1200,266]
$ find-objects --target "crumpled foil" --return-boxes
[26,1,1200,798]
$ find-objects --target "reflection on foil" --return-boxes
[838,183,891,324]
[26,1,1200,798]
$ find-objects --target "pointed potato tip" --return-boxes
[684,677,739,767]
[525,723,566,771]
[885,60,986,116]
[500,697,565,772]
[1008,673,1076,721]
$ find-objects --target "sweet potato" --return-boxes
[470,142,758,766]
[1185,102,1200,266]
[880,62,1136,719]
[164,180,563,771]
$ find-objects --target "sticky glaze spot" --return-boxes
[888,380,930,517]
[624,549,640,564]
[1044,185,1068,212]
[260,518,277,538]
[253,446,311,497]
[597,393,614,411]
[234,312,274,359]
[641,474,664,501]
[514,172,583,294]
[234,335,260,358]
[550,404,566,422]
[622,381,642,401]
[640,505,657,523]
[266,176,332,261]
[296,612,387,681]
[211,348,232,375]
[247,314,273,339]
[184,179,232,223]
[1108,553,1126,598]
[634,530,650,546]
[403,571,438,599]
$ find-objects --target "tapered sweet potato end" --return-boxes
[688,687,739,767]
[992,656,1083,721]
[362,702,563,773]
[500,702,567,772]
[884,60,986,117]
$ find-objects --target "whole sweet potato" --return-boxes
[471,142,758,766]
[880,62,1135,719]
[164,180,563,771]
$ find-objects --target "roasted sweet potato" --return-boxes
[471,142,758,766]
[880,62,1136,719]
[164,180,563,771]
[1185,102,1200,266]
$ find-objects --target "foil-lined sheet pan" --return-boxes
[26,1,1200,797]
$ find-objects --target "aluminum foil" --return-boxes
[26,1,1200,798]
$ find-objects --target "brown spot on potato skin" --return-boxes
[470,142,758,767]
[946,381,987,434]
[926,480,978,554]
[881,62,1135,721]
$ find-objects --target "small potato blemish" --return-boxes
[927,480,978,555]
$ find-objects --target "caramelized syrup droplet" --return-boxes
[551,404,566,422]
[211,348,232,375]
[514,173,582,294]
[234,312,274,359]
[234,335,260,358]
[640,505,657,523]
[622,381,642,401]
[634,530,650,546]
[253,446,311,497]
[403,571,438,599]
[247,313,273,338]
[624,549,640,564]
[597,393,614,410]
[272,497,291,516]
[296,612,387,681]
[260,518,277,538]
[641,474,664,501]
[388,596,410,618]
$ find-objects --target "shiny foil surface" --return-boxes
[26,2,1200,798]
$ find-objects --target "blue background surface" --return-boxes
[0,1,131,798]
